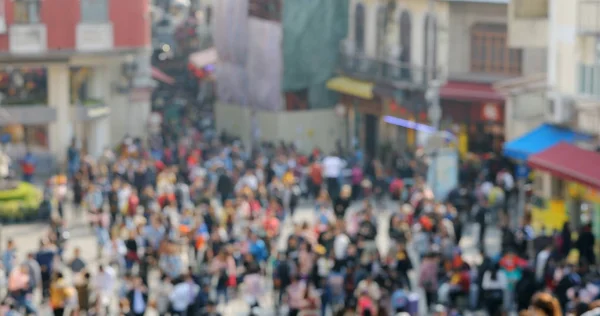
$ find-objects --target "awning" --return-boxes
[440,81,504,102]
[189,47,218,69]
[528,142,600,190]
[151,66,175,85]
[503,124,594,161]
[326,76,374,100]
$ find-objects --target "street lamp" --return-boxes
[426,79,441,129]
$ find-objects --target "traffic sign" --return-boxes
[516,165,529,179]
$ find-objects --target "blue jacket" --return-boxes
[249,239,268,262]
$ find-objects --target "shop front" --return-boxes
[503,124,595,232]
[375,83,428,152]
[440,81,505,154]
[327,76,381,158]
[527,142,600,233]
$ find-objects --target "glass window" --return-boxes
[399,11,411,63]
[376,6,386,58]
[80,0,109,23]
[423,14,438,80]
[13,0,41,24]
[355,4,365,53]
[470,23,522,75]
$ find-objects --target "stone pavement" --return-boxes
[1,201,502,315]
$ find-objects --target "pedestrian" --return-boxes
[127,277,148,316]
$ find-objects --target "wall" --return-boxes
[109,0,151,48]
[215,102,346,153]
[507,0,548,48]
[0,0,149,52]
[448,2,507,76]
[448,1,547,77]
[504,91,546,141]
[554,0,578,95]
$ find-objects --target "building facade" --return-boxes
[0,0,151,164]
[327,0,449,158]
[213,0,349,154]
[442,0,546,154]
[501,0,600,231]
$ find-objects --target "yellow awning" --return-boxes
[326,76,374,100]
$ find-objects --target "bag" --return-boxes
[406,293,419,315]
[126,251,139,262]
[227,275,237,287]
[484,289,503,301]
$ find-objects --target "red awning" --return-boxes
[151,67,175,85]
[528,142,600,190]
[440,81,504,102]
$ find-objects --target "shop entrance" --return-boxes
[365,114,378,159]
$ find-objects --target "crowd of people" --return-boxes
[2,124,600,316]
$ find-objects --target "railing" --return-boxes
[338,51,437,87]
[579,0,600,35]
[579,63,600,97]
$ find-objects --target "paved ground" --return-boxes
[1,201,502,315]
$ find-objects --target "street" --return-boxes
[1,201,501,315]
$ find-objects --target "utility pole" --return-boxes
[426,80,441,129]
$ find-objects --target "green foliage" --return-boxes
[0,182,43,222]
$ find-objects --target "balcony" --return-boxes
[71,99,110,121]
[578,63,600,98]
[337,51,433,89]
[76,23,114,52]
[9,24,47,54]
[579,0,600,36]
[0,104,56,125]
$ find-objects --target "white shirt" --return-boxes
[535,249,551,282]
[169,282,199,311]
[323,156,345,178]
[498,172,514,191]
[94,266,116,294]
[333,234,350,260]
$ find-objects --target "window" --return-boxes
[206,6,212,25]
[399,11,411,64]
[248,0,282,22]
[470,23,522,75]
[285,90,308,111]
[423,14,438,81]
[80,0,109,23]
[551,178,565,199]
[376,6,387,57]
[355,3,365,53]
[13,0,41,24]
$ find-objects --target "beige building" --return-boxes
[439,0,547,154]
[499,0,600,230]
[503,0,600,138]
[327,0,449,156]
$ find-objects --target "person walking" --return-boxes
[322,152,345,200]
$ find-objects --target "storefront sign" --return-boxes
[568,182,600,204]
[482,103,500,121]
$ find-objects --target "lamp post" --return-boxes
[121,55,138,135]
[426,80,441,130]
